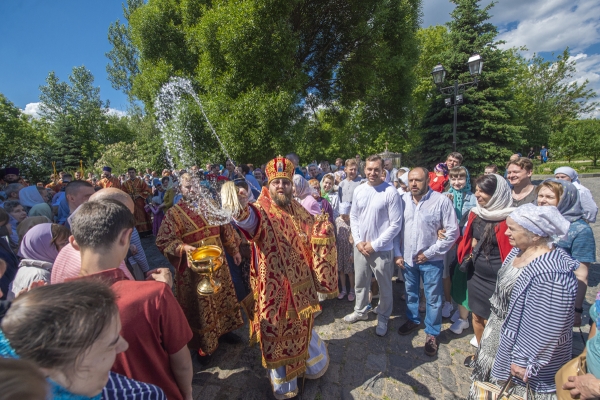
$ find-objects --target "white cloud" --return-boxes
[22,102,42,119]
[569,53,600,118]
[107,108,127,117]
[496,0,600,56]
[21,102,128,119]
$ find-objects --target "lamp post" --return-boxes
[431,54,484,152]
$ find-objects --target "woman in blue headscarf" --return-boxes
[537,178,596,327]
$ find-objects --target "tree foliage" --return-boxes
[0,94,50,182]
[109,0,421,165]
[418,0,525,172]
[514,48,598,150]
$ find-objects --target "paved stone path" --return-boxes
[141,177,600,400]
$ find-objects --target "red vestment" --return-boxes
[98,176,122,190]
[122,177,153,234]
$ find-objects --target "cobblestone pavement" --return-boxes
[140,177,600,400]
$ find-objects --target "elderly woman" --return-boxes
[537,179,596,327]
[457,174,514,364]
[18,186,53,220]
[293,175,321,216]
[0,280,166,399]
[470,204,576,399]
[9,223,70,299]
[554,166,597,223]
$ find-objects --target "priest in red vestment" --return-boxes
[98,166,122,190]
[122,168,153,236]
[222,156,337,399]
[156,173,244,363]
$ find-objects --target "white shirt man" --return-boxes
[344,156,403,338]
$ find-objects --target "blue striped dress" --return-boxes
[490,247,578,396]
[102,371,166,400]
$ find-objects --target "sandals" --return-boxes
[337,290,347,300]
[347,291,355,302]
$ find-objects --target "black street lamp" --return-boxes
[431,54,484,151]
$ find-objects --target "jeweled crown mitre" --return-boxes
[265,156,294,184]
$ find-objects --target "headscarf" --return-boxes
[293,175,316,200]
[18,223,59,263]
[29,203,54,220]
[435,163,449,177]
[16,216,51,243]
[339,202,351,215]
[554,166,580,184]
[471,174,516,221]
[18,186,45,208]
[509,203,570,240]
[448,167,472,219]
[162,176,174,190]
[542,178,584,223]
[397,169,409,188]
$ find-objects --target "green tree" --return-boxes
[549,122,581,163]
[576,119,600,166]
[111,0,421,165]
[39,66,111,163]
[418,0,526,172]
[0,94,51,181]
[514,49,598,150]
[106,0,143,100]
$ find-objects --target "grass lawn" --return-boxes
[533,160,600,175]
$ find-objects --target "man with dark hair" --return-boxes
[445,152,463,169]
[484,164,498,175]
[98,166,121,189]
[396,167,459,356]
[71,199,194,400]
[345,155,403,338]
[122,167,152,236]
[56,180,95,226]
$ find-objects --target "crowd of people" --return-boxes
[0,148,598,399]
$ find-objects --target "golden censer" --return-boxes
[187,244,224,296]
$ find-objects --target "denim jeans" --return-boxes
[404,260,444,336]
[225,252,247,302]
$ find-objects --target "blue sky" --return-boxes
[1,0,599,117]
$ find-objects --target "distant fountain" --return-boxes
[154,77,234,225]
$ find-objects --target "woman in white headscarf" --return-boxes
[18,186,53,220]
[554,166,597,223]
[456,174,515,365]
[293,175,321,216]
[468,204,576,400]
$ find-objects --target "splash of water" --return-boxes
[154,77,234,225]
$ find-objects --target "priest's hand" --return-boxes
[233,252,242,266]
[182,244,197,254]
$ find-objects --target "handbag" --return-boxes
[472,377,532,400]
[555,349,587,400]
[458,253,473,273]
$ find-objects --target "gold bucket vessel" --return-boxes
[187,244,224,296]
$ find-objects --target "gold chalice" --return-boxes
[187,245,224,296]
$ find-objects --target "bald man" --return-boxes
[51,188,158,283]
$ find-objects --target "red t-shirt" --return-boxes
[77,269,193,400]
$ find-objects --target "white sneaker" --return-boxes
[449,318,469,334]
[470,335,478,348]
[450,309,460,323]
[442,301,453,318]
[343,311,369,324]
[376,320,388,336]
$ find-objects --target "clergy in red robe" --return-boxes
[98,166,122,190]
[122,168,153,236]
[155,173,243,359]
[224,156,337,399]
